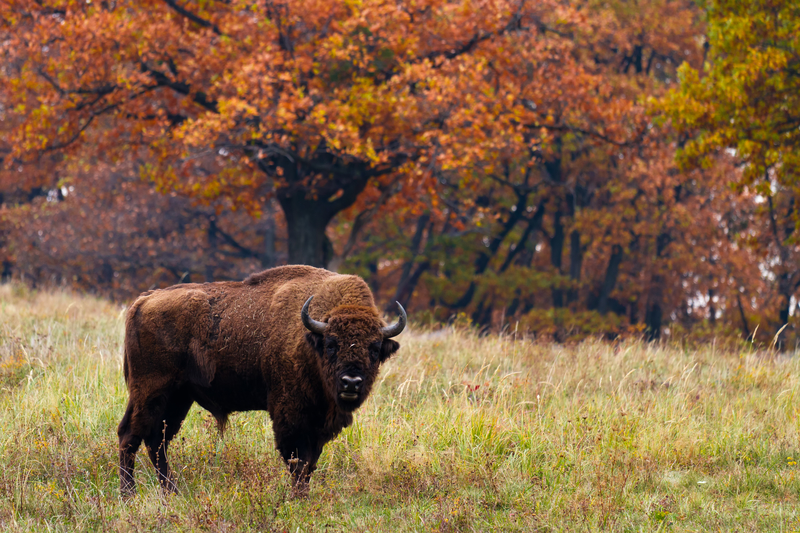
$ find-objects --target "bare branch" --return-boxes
[161,0,223,36]
[214,223,260,259]
[329,179,400,270]
[140,62,218,113]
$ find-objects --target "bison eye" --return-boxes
[325,337,339,358]
[368,341,382,362]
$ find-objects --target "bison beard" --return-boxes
[117,265,404,497]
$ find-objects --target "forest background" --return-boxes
[1,0,798,347]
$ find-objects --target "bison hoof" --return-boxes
[160,478,179,496]
[290,482,311,499]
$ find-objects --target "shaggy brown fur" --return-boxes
[117,265,401,497]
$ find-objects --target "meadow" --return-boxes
[1,284,799,532]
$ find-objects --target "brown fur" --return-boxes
[117,265,401,497]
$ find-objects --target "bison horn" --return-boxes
[381,301,407,338]
[301,296,328,335]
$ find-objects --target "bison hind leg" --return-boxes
[118,401,142,498]
[144,390,194,495]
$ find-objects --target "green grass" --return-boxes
[1,284,800,531]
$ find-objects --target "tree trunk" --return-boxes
[567,229,582,304]
[736,293,750,339]
[708,289,716,325]
[778,271,792,326]
[597,244,623,315]
[279,194,334,267]
[260,202,277,269]
[550,208,564,308]
[645,233,671,340]
[394,215,429,293]
[544,152,564,310]
[205,218,218,281]
[390,213,431,311]
[778,276,791,350]
[500,199,546,273]
[645,302,662,341]
[266,154,371,267]
[445,189,528,309]
[766,194,794,348]
[629,297,638,324]
[394,261,430,310]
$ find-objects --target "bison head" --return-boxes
[302,296,405,411]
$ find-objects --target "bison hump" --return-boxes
[244,265,329,286]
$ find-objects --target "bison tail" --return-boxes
[122,342,133,384]
[122,297,146,385]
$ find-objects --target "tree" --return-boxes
[665,0,800,344]
[666,0,800,187]
[3,0,792,346]
[1,156,280,299]
[1,0,544,267]
[389,0,709,338]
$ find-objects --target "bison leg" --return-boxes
[144,391,193,494]
[276,432,324,497]
[118,401,142,498]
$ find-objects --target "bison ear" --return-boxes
[305,332,325,356]
[379,339,400,362]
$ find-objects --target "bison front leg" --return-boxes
[276,432,324,498]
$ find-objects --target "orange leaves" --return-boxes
[3,0,790,341]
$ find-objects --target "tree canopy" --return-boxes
[665,0,800,344]
[666,0,800,188]
[3,0,800,345]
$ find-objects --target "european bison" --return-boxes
[117,265,405,496]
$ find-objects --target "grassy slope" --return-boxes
[1,285,799,532]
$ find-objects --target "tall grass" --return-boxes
[1,284,799,531]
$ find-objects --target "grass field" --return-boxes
[1,284,800,531]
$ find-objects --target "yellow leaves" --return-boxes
[663,0,800,186]
[363,137,378,163]
[218,98,258,118]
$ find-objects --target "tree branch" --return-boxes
[140,62,219,113]
[499,199,546,272]
[213,222,259,259]
[329,179,399,270]
[161,0,223,36]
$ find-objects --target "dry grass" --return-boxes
[1,283,800,531]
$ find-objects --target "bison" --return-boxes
[117,265,405,496]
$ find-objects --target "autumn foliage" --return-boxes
[1,0,797,345]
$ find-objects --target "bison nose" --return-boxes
[340,375,362,392]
